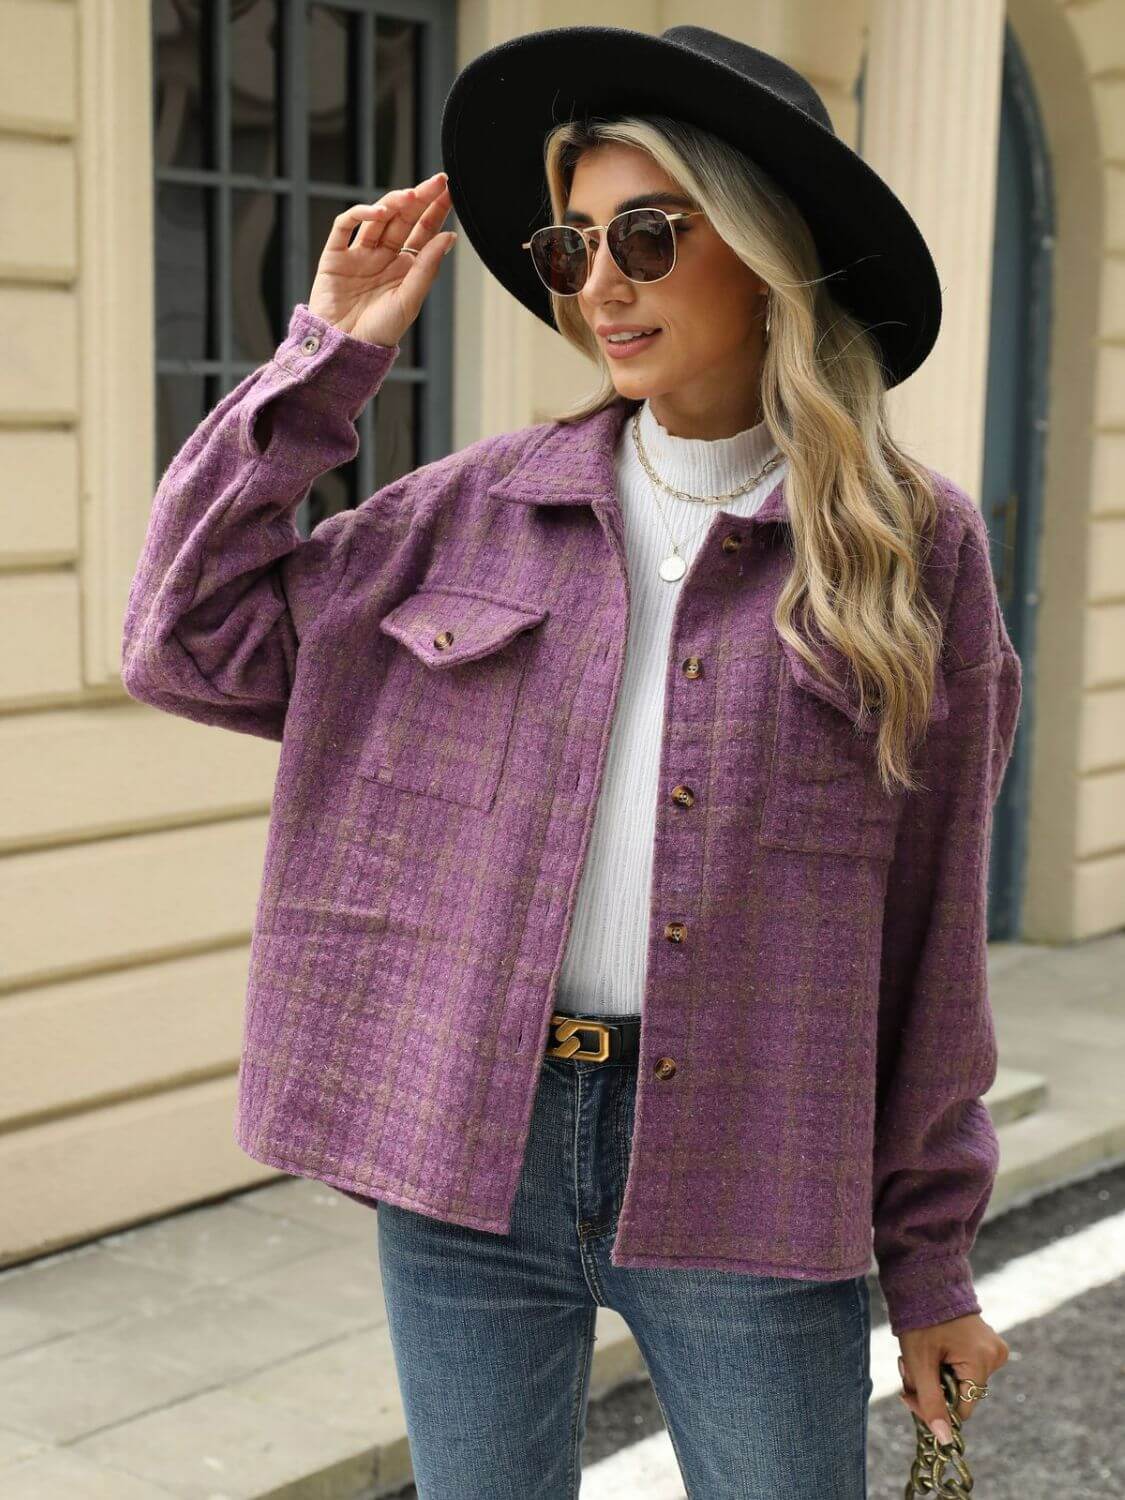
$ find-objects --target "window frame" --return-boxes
[152,0,455,520]
[81,0,454,689]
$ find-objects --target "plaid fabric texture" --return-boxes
[122,302,1022,1337]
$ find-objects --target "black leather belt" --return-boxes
[544,1010,641,1063]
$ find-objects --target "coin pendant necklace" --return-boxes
[630,408,784,581]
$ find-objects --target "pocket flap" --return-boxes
[378,584,549,670]
[779,634,948,732]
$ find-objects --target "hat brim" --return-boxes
[440,25,941,389]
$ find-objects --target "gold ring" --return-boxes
[958,1378,990,1400]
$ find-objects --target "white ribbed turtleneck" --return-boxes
[554,397,788,1021]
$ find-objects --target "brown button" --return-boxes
[720,531,743,553]
[433,629,454,649]
[663,920,687,943]
[670,784,695,807]
[654,1056,677,1079]
[682,656,703,679]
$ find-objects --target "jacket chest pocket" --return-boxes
[359,582,549,814]
[758,639,946,860]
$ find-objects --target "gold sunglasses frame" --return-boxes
[521,208,705,296]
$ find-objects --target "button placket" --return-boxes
[658,521,747,1082]
[653,645,707,1087]
[662,542,743,998]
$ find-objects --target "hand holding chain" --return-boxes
[903,1361,990,1498]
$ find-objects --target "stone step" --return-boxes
[985,1063,1049,1127]
[987,1103,1125,1220]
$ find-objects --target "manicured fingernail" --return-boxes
[932,1419,953,1445]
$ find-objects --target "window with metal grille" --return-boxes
[152,0,455,535]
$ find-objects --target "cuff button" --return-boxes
[300,334,321,355]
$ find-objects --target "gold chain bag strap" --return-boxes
[904,1362,980,1497]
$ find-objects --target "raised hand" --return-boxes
[307,170,457,348]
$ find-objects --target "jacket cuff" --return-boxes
[270,301,401,403]
[877,1251,982,1337]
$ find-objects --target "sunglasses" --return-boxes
[521,207,705,296]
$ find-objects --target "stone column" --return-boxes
[862,0,1006,496]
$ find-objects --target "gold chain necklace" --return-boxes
[630,407,784,581]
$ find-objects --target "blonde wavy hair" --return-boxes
[539,113,945,796]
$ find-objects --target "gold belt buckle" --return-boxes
[546,1013,611,1062]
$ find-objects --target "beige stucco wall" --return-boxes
[1007,0,1125,938]
[0,0,1121,1266]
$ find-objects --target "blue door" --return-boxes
[856,25,1047,939]
[979,23,1050,939]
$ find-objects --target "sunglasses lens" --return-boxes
[608,209,676,282]
[530,226,588,294]
[529,210,678,294]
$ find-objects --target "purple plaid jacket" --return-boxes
[122,303,1022,1337]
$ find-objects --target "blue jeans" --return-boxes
[375,1022,873,1498]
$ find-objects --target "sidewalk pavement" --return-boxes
[1,930,1122,1499]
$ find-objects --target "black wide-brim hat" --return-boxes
[440,24,942,389]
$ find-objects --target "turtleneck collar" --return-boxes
[621,398,781,504]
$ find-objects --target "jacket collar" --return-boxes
[488,395,791,527]
[486,397,946,726]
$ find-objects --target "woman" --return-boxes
[122,24,1017,1500]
